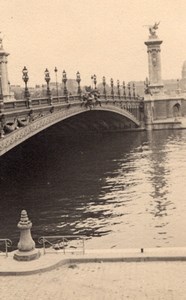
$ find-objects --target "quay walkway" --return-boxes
[1,247,186,276]
[1,247,186,300]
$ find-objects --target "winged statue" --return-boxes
[144,22,160,37]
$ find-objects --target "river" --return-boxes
[0,128,186,249]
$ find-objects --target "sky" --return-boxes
[1,0,186,87]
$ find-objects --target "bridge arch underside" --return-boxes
[0,109,140,156]
[41,110,139,137]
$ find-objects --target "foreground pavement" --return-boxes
[0,247,186,299]
[1,247,186,275]
[0,260,186,299]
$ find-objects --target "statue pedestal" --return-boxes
[148,83,164,95]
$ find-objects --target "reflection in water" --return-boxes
[0,129,186,249]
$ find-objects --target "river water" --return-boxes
[0,129,186,249]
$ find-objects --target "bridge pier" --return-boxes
[143,23,186,130]
[143,94,186,130]
[144,98,154,130]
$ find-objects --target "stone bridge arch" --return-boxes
[0,102,141,156]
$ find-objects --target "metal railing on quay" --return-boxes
[38,235,86,255]
[0,239,12,257]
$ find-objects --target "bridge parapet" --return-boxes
[2,94,142,112]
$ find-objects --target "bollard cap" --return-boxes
[17,210,32,229]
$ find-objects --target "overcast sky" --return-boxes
[1,0,186,87]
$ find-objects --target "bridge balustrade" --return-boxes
[2,93,142,113]
[4,100,28,111]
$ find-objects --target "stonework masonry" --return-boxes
[144,37,164,95]
[0,37,15,101]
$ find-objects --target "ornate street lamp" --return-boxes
[123,81,126,98]
[110,78,114,97]
[22,66,30,99]
[117,80,120,98]
[91,75,94,89]
[54,67,58,97]
[44,68,51,96]
[133,82,136,98]
[62,70,68,96]
[76,71,81,96]
[93,74,97,90]
[127,82,131,98]
[102,76,106,98]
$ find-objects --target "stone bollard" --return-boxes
[14,210,40,261]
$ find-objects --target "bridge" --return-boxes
[1,25,186,157]
[0,89,144,156]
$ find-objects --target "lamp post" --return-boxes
[76,71,81,97]
[110,78,114,98]
[93,74,97,90]
[22,66,30,99]
[102,76,106,98]
[22,66,31,108]
[123,81,126,98]
[117,80,120,98]
[91,75,94,90]
[44,68,52,105]
[44,68,51,96]
[62,70,68,97]
[127,82,131,99]
[54,67,59,98]
[133,82,136,98]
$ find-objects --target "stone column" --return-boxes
[144,30,164,95]
[0,36,15,101]
[143,24,164,130]
[14,210,40,261]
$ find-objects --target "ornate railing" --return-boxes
[38,235,85,255]
[2,93,142,112]
[0,239,12,257]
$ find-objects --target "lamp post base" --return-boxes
[13,249,41,261]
